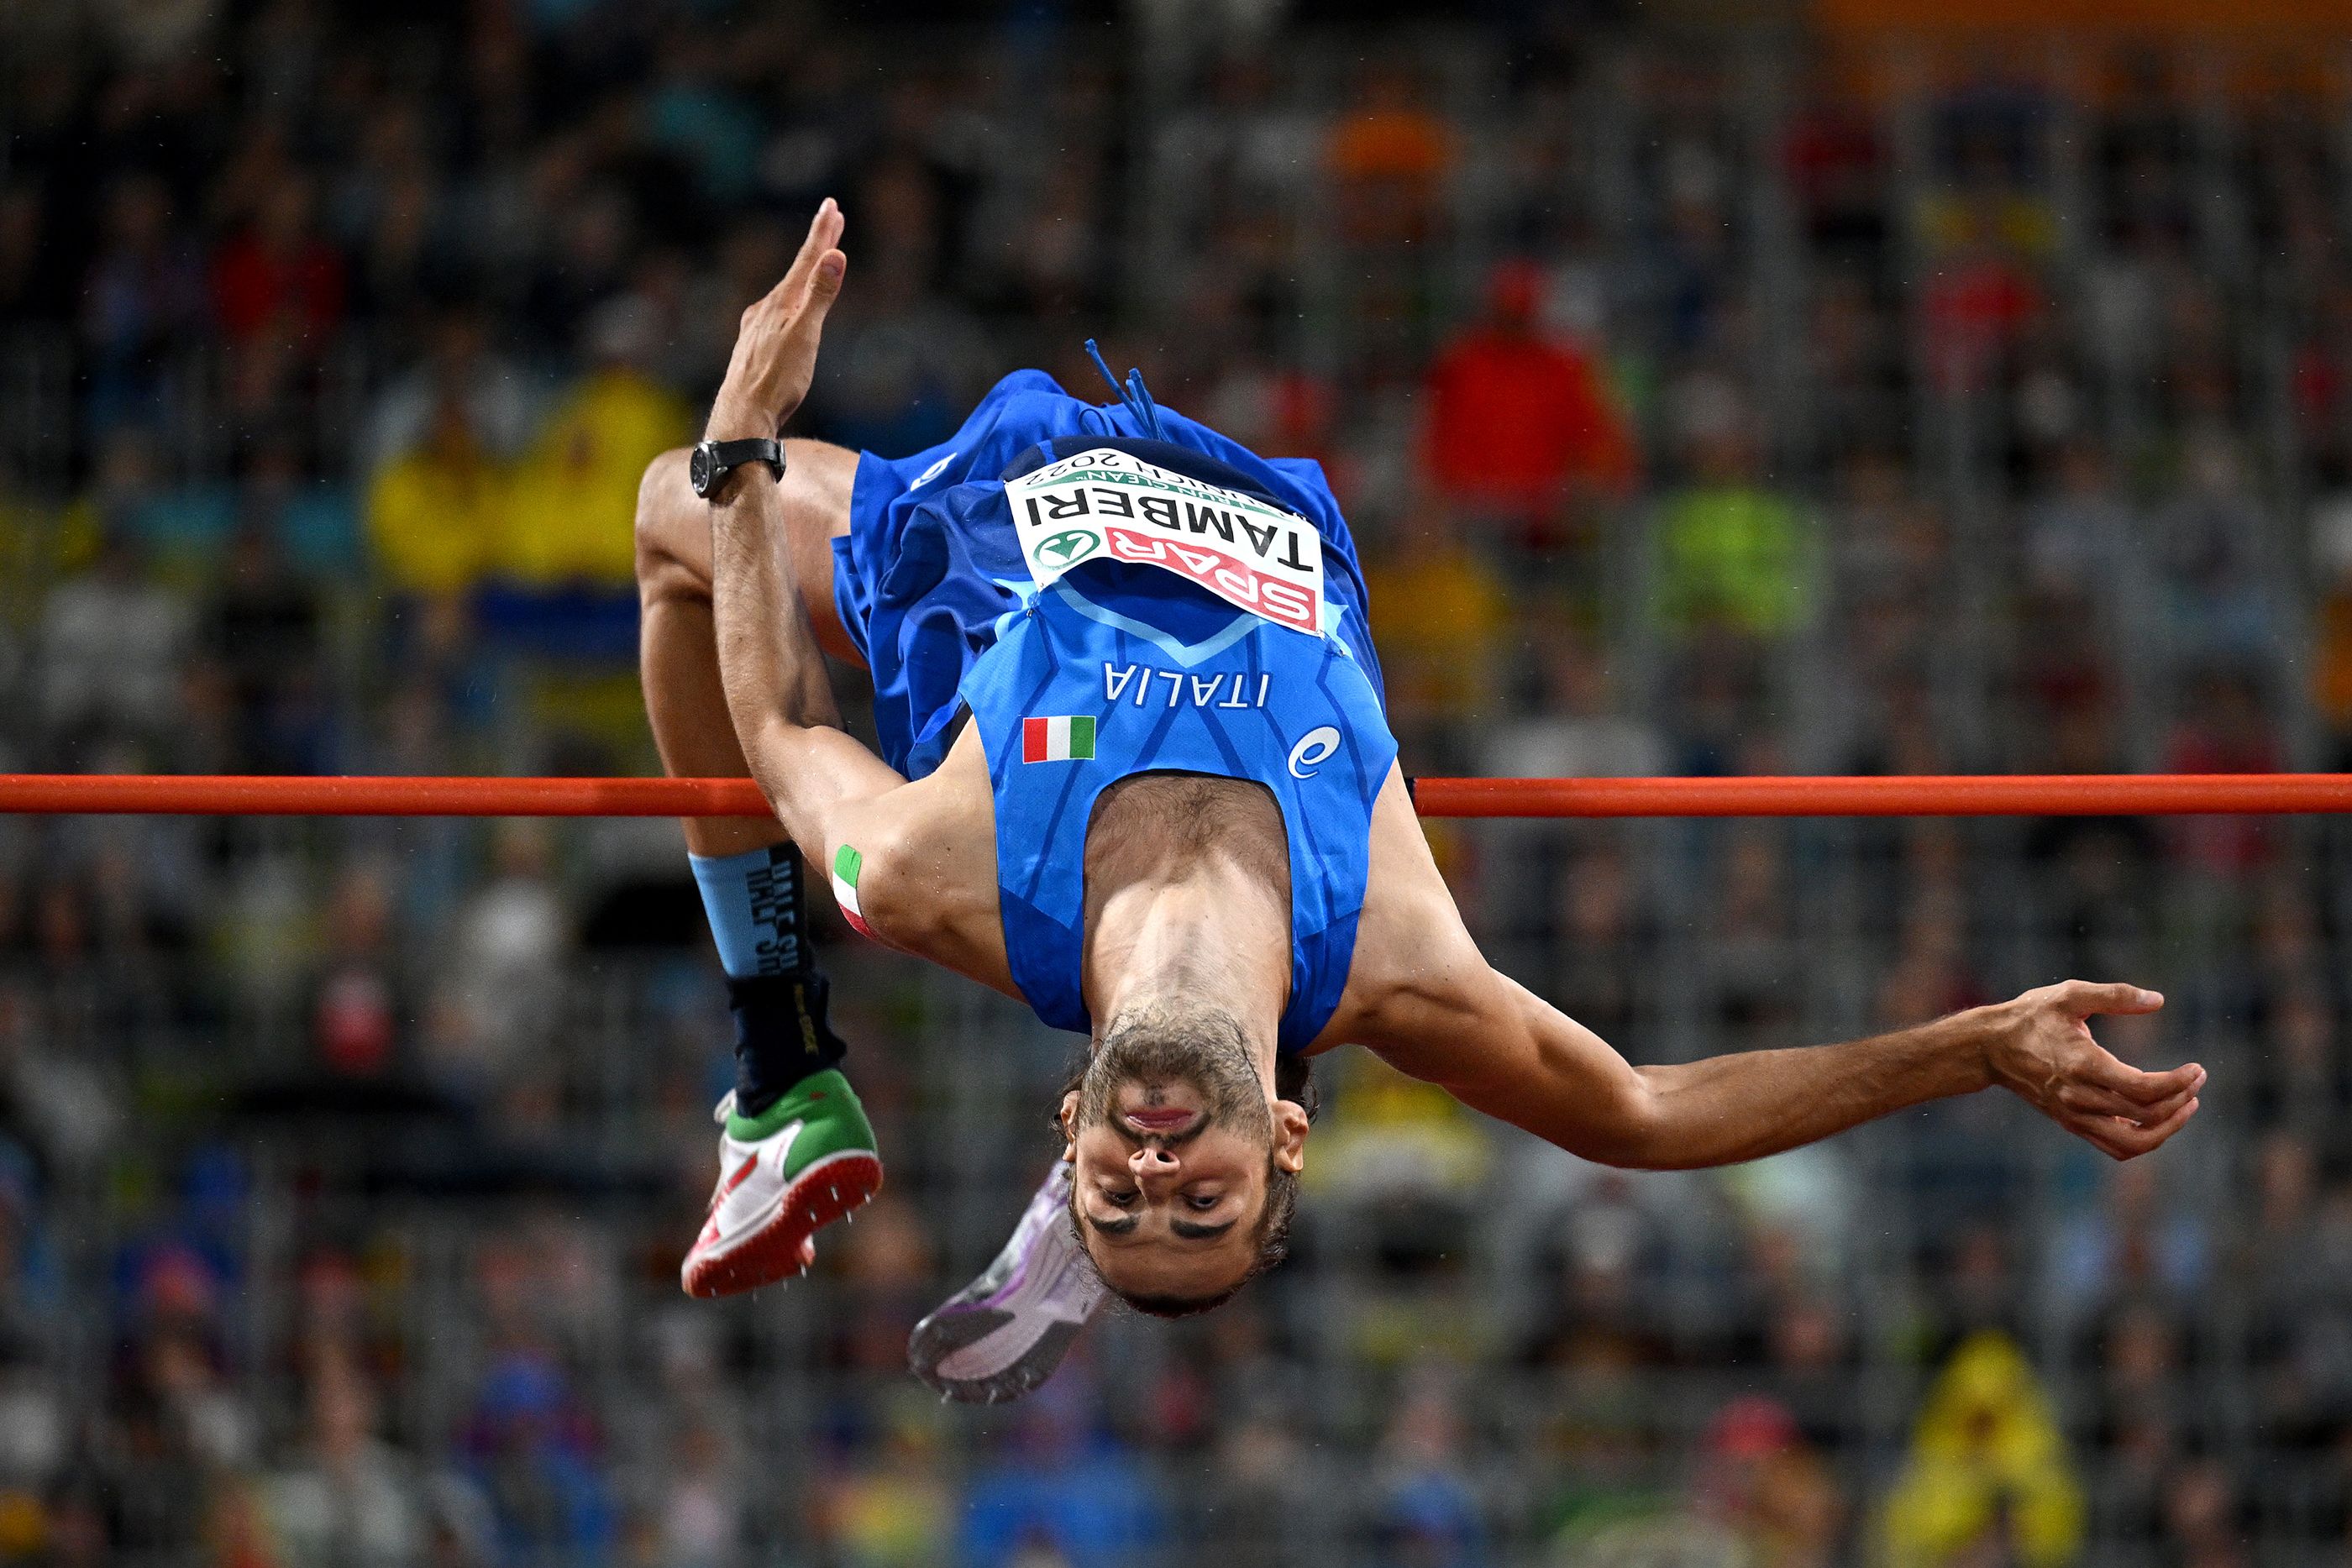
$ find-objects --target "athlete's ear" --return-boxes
[1272,1098,1309,1176]
[1058,1090,1079,1161]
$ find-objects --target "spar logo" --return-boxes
[1037,528,1101,568]
[1102,532,1317,632]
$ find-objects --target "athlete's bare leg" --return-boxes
[633,438,860,857]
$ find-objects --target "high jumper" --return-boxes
[635,201,2203,1400]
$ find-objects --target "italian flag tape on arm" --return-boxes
[831,844,877,941]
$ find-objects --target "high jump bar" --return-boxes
[0,774,2349,818]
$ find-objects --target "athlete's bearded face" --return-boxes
[1060,1006,1307,1315]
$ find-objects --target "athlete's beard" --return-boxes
[1077,1003,1271,1144]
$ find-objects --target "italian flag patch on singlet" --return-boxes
[1022,715,1095,763]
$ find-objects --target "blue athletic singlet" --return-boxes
[832,373,1398,1050]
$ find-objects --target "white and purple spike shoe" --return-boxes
[908,1160,1105,1403]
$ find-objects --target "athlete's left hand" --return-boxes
[707,198,847,443]
[1983,979,2202,1160]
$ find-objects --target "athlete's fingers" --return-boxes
[748,199,848,324]
[2061,1113,2133,1159]
[2055,979,2164,1017]
[2065,1096,2197,1160]
[772,204,846,348]
[2113,1096,2197,1156]
[2057,1078,2195,1125]
[780,204,845,313]
[785,201,846,303]
[2076,1049,2203,1106]
[776,254,844,371]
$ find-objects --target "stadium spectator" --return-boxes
[2150,433,2287,677]
[429,821,570,1114]
[81,171,207,436]
[1651,377,1817,642]
[811,158,995,456]
[638,1416,743,1568]
[1879,1333,2085,1568]
[498,296,692,586]
[816,1398,955,1568]
[203,517,328,774]
[1781,81,1887,263]
[1688,1397,1844,1568]
[1327,63,1457,248]
[959,1376,1163,1568]
[364,306,539,472]
[2047,1159,2210,1341]
[459,1350,617,1565]
[2312,493,2352,765]
[1917,194,2047,396]
[210,170,346,349]
[2160,667,2283,878]
[1420,260,1635,541]
[1545,839,1653,1041]
[365,391,507,597]
[260,1353,427,1568]
[1366,1366,1486,1568]
[307,863,402,1079]
[1362,503,1511,763]
[35,511,191,752]
[2021,443,2149,679]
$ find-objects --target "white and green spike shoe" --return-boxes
[680,1068,883,1298]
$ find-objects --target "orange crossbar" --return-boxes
[0,774,2348,818]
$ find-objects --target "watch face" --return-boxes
[688,444,712,496]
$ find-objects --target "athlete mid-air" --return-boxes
[636,201,2205,1402]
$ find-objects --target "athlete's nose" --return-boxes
[1130,1145,1180,1186]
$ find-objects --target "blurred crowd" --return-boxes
[5,0,2352,1563]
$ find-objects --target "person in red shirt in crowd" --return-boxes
[210,172,345,347]
[2162,667,2283,877]
[1419,259,1635,544]
[1918,197,2044,396]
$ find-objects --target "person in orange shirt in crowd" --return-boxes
[1326,65,1457,247]
[1419,260,1636,547]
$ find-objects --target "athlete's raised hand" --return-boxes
[707,198,847,443]
[1984,979,2202,1160]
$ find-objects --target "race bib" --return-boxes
[1005,446,1325,636]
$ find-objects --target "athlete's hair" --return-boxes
[1057,1044,1315,1318]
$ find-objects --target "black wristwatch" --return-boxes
[689,437,785,499]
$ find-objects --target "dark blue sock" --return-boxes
[690,846,847,1116]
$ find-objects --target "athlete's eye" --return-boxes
[1103,1188,1138,1208]
[1185,1193,1221,1212]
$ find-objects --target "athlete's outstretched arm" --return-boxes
[1345,771,2203,1167]
[1375,962,2203,1168]
[702,200,904,854]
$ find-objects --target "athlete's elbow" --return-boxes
[740,726,799,818]
[1542,1078,1684,1170]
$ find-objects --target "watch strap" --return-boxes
[709,437,785,476]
